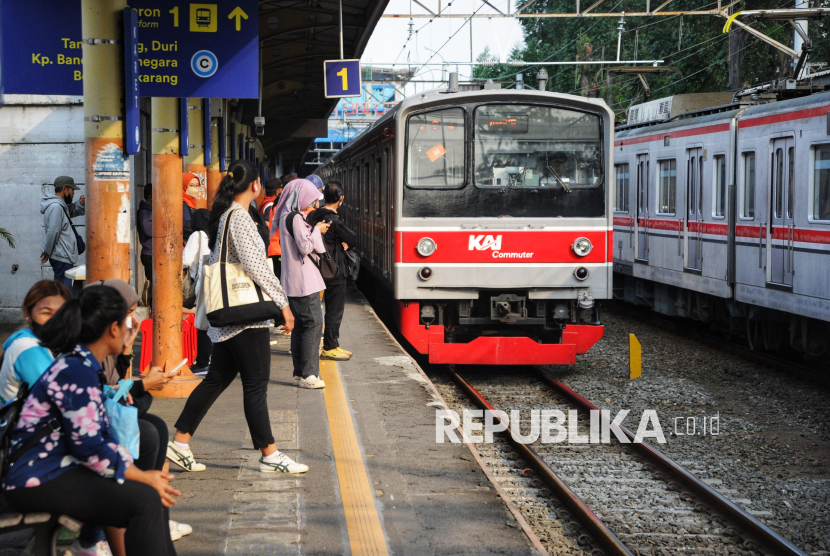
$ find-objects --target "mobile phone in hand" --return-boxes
[166,359,188,376]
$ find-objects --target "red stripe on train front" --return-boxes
[399,230,609,264]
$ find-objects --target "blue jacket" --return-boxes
[0,329,54,405]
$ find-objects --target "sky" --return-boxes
[361,0,525,92]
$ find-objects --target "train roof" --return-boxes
[615,89,830,139]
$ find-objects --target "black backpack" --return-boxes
[285,211,338,281]
[0,383,62,481]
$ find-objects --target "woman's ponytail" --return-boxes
[207,159,260,250]
[40,286,128,354]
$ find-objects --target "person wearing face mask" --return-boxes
[307,180,357,361]
[182,173,201,244]
[2,286,180,556]
[40,176,86,287]
[0,281,71,405]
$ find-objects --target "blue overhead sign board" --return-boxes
[0,0,83,95]
[324,59,362,99]
[124,8,141,155]
[0,0,258,98]
[130,0,259,98]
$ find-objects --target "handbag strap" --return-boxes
[218,209,267,311]
[60,204,81,236]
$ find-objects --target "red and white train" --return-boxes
[613,91,830,356]
[317,88,614,365]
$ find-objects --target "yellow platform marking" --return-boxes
[629,333,642,379]
[320,359,390,556]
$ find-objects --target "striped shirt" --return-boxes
[207,203,289,343]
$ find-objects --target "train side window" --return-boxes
[657,159,676,215]
[787,146,794,219]
[405,107,466,188]
[774,148,784,219]
[713,155,726,218]
[614,164,629,212]
[812,145,830,222]
[740,152,755,219]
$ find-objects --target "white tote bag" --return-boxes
[202,210,283,327]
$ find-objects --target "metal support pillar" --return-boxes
[184,98,207,209]
[151,97,200,397]
[82,0,130,283]
[206,99,222,209]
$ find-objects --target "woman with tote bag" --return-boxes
[166,159,306,475]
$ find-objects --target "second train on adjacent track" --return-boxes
[317,87,614,365]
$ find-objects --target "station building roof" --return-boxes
[236,0,389,171]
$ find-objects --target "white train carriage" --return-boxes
[613,91,830,356]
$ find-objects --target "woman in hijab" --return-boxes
[182,173,201,243]
[277,179,330,389]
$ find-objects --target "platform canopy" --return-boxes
[236,0,389,172]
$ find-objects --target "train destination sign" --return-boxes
[0,0,258,98]
[324,59,362,99]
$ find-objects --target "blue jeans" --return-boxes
[288,293,324,379]
[49,258,73,287]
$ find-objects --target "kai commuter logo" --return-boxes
[469,234,502,251]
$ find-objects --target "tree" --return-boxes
[0,228,14,253]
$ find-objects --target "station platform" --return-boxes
[147,285,538,556]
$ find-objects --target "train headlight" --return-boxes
[572,237,593,257]
[417,237,437,257]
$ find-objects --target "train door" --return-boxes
[767,137,795,287]
[635,154,649,261]
[684,148,703,271]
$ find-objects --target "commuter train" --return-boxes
[317,88,614,365]
[613,91,830,356]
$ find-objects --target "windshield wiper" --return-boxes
[546,166,572,193]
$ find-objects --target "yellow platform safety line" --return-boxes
[320,359,390,556]
[629,334,642,379]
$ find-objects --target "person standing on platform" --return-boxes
[168,159,306,475]
[182,173,200,244]
[137,185,153,283]
[182,209,212,374]
[306,174,324,193]
[40,176,85,287]
[277,179,330,389]
[308,180,357,361]
[262,178,284,277]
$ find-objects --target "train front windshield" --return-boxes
[404,102,607,219]
[474,105,602,189]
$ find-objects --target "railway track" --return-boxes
[447,366,808,556]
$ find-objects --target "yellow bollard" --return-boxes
[629,334,642,379]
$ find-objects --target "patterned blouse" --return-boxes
[208,203,290,343]
[3,345,133,491]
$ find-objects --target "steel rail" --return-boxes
[447,367,634,556]
[535,372,810,556]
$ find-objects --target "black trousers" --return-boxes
[140,254,153,282]
[174,327,275,449]
[288,293,323,379]
[322,282,347,351]
[136,413,168,472]
[4,467,170,556]
[195,329,211,368]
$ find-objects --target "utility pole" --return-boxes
[184,98,207,209]
[81,0,130,283]
[151,98,200,396]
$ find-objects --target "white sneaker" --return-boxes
[299,375,326,389]
[65,540,112,556]
[169,520,192,542]
[166,441,207,472]
[259,452,309,474]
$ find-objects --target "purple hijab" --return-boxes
[271,179,321,236]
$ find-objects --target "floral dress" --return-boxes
[2,345,133,490]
